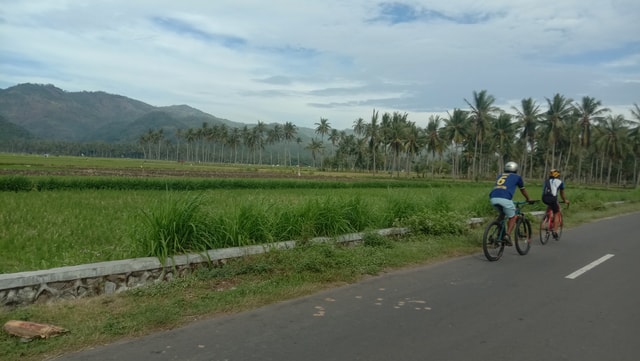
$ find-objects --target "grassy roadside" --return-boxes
[1,202,639,361]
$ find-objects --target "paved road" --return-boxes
[55,212,640,361]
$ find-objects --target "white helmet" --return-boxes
[504,161,518,173]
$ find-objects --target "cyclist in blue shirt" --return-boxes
[489,161,532,245]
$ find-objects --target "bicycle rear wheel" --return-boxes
[515,217,532,255]
[483,221,505,261]
[539,215,550,245]
[555,213,564,241]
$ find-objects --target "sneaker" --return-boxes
[502,234,513,246]
[552,231,558,239]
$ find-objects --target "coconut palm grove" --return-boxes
[5,90,640,187]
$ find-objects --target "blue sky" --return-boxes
[1,0,639,130]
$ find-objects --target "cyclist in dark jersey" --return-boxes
[542,168,570,238]
[489,161,532,245]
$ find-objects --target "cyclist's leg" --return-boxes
[491,198,516,241]
[542,201,552,230]
[557,205,563,227]
[551,201,561,232]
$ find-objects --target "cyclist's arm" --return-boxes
[560,188,569,204]
[519,187,532,202]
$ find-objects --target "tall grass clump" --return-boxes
[392,192,470,236]
[299,197,361,238]
[137,192,212,260]
[396,210,469,236]
[380,191,428,226]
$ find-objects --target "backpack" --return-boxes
[542,178,557,204]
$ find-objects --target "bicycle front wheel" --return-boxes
[539,215,550,245]
[483,221,505,261]
[515,217,532,255]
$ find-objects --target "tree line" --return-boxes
[136,90,640,186]
[3,89,639,186]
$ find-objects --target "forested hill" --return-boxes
[0,83,245,143]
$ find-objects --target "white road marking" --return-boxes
[565,254,615,279]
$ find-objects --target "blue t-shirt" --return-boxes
[489,173,524,200]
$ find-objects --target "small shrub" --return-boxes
[362,232,395,248]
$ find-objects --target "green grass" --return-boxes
[0,185,495,273]
[2,200,640,361]
[1,153,640,361]
[1,176,639,273]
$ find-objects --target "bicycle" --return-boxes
[482,200,538,262]
[539,201,568,245]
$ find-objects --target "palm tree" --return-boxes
[282,122,297,166]
[328,128,340,158]
[154,128,164,160]
[314,118,331,141]
[295,137,303,167]
[491,113,517,172]
[314,118,331,168]
[198,122,209,163]
[465,90,499,180]
[240,125,251,164]
[175,128,183,161]
[441,109,470,178]
[543,93,574,171]
[365,109,382,174]
[216,124,229,163]
[404,121,424,176]
[138,129,152,159]
[353,117,366,137]
[424,115,443,176]
[512,98,542,178]
[184,128,197,162]
[574,96,610,182]
[254,121,267,164]
[385,111,409,177]
[227,127,241,163]
[305,139,324,168]
[594,114,632,186]
[266,124,283,164]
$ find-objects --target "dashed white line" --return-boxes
[565,254,615,279]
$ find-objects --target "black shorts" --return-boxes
[542,195,560,213]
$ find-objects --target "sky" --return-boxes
[1,0,639,130]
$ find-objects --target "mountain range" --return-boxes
[0,83,314,144]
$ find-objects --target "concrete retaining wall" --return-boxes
[0,211,552,308]
[0,229,407,307]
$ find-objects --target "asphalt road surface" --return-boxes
[55,212,640,361]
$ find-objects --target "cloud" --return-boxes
[152,17,246,48]
[0,0,639,130]
[369,2,502,25]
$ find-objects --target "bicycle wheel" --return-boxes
[539,215,550,245]
[515,217,532,255]
[483,221,505,261]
